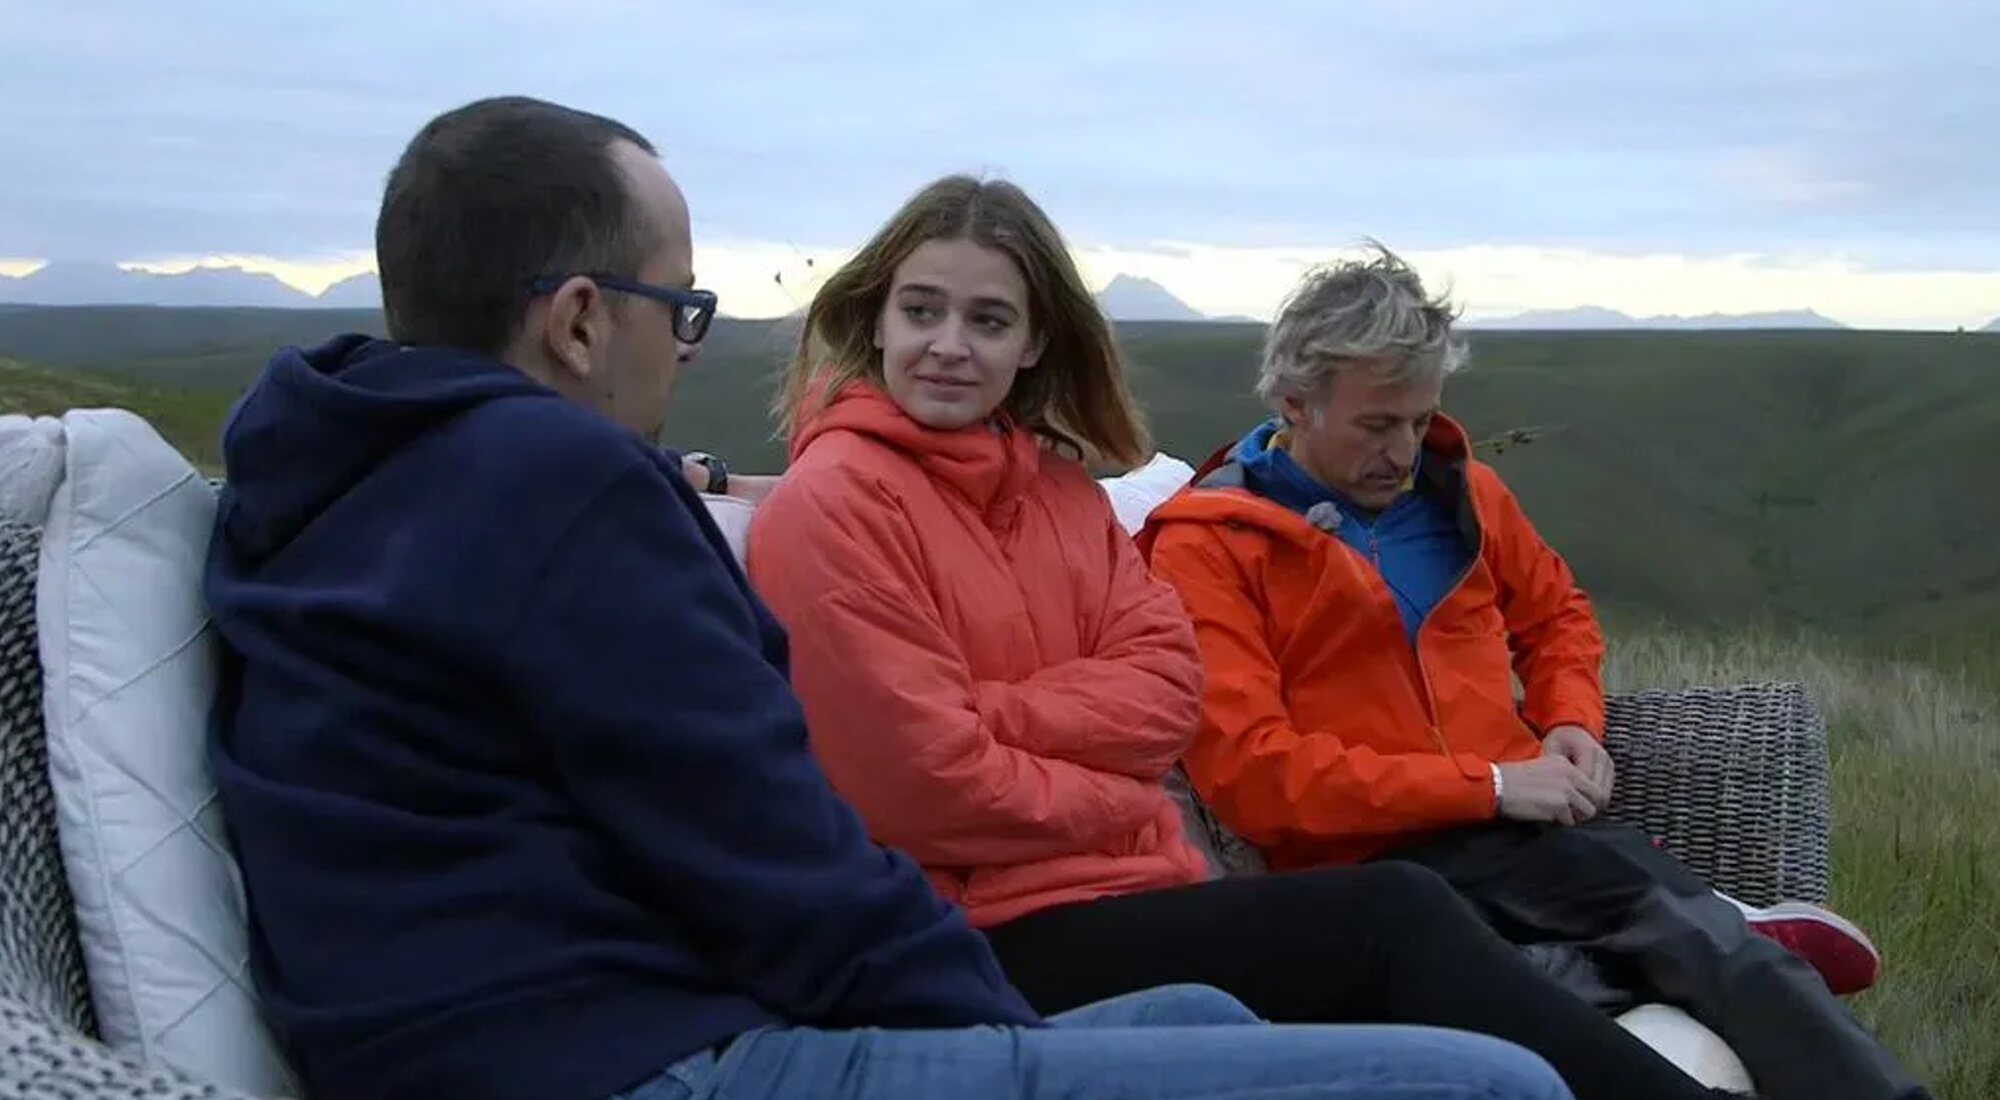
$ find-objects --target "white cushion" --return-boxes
[1099,452,1197,535]
[1616,1004,1756,1092]
[37,408,298,1095]
[700,492,757,568]
[0,414,67,525]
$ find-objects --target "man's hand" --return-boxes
[1496,756,1607,825]
[1541,725,1614,809]
[679,455,714,493]
[679,457,781,504]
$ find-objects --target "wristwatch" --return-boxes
[685,451,729,496]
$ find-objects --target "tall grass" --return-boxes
[1607,623,2000,1099]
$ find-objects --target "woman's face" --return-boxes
[874,237,1042,430]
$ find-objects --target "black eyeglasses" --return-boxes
[528,274,719,345]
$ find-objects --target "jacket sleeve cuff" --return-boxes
[1449,753,1503,821]
[1525,699,1605,740]
[1542,717,1606,741]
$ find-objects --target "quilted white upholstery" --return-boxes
[0,415,66,526]
[1098,452,1197,534]
[700,492,757,567]
[36,409,297,1096]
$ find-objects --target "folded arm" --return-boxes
[970,510,1203,781]
[750,476,1162,868]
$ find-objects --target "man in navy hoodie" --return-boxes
[205,96,1573,1100]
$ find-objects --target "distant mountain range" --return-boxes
[314,273,383,309]
[1467,306,1847,331]
[1094,275,1206,321]
[7,263,1971,333]
[1983,316,2000,333]
[1088,281,1867,331]
[0,262,378,309]
[6,261,1207,320]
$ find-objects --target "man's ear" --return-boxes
[541,276,611,381]
[1279,392,1308,427]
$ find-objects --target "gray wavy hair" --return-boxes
[1255,244,1468,409]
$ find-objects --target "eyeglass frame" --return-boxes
[526,273,719,345]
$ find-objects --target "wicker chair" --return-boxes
[0,515,1831,1098]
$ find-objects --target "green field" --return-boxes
[1119,325,2000,645]
[6,307,1996,644]
[4,308,1998,1095]
[0,356,231,470]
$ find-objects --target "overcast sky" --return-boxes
[4,0,1997,327]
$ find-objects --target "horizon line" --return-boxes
[4,252,1999,332]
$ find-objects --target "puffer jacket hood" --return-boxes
[788,381,1042,521]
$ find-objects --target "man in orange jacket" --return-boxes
[1140,247,1925,1100]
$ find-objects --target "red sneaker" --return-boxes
[1733,898,1883,995]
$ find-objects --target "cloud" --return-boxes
[121,252,376,296]
[690,239,852,319]
[3,0,1995,322]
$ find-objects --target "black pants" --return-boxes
[986,862,1728,1100]
[1378,820,1925,1100]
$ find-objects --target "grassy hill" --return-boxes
[0,304,385,390]
[1118,325,2000,643]
[6,307,1995,646]
[0,356,230,470]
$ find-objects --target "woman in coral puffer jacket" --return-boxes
[746,174,1733,1100]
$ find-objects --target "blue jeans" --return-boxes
[612,984,1570,1100]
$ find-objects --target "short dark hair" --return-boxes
[376,96,660,353]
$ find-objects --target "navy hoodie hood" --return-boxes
[218,334,550,560]
[205,335,1036,1100]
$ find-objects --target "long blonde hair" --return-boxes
[776,175,1151,471]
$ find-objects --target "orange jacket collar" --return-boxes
[1146,412,1476,551]
[791,381,1042,517]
